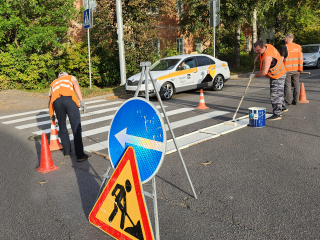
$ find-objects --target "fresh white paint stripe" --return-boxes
[164,111,229,131]
[165,114,272,154]
[31,105,167,135]
[74,108,194,141]
[0,99,108,120]
[83,110,229,152]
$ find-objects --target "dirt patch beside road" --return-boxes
[0,90,48,111]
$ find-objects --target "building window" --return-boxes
[195,39,202,53]
[176,38,184,54]
[176,1,183,16]
[155,39,160,56]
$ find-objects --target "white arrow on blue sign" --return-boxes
[108,98,167,183]
[83,9,91,29]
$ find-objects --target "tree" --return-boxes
[90,0,176,78]
[0,0,78,53]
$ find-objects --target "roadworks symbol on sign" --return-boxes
[89,146,154,240]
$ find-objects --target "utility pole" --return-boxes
[116,0,127,86]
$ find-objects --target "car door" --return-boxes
[195,56,215,89]
[175,57,199,92]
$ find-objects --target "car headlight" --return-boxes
[308,55,317,60]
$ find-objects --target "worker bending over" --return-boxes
[49,72,92,162]
[251,40,287,121]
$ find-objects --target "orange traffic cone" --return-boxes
[299,83,309,103]
[196,89,209,109]
[36,133,59,173]
[49,120,63,151]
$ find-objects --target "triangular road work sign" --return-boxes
[89,146,154,240]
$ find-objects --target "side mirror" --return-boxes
[178,66,186,71]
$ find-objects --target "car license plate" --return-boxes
[127,86,136,90]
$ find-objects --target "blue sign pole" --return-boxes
[83,9,92,89]
[108,98,166,183]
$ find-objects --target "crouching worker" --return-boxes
[251,40,287,121]
[48,72,92,162]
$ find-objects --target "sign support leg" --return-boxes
[147,69,197,199]
[152,177,160,240]
[143,177,160,240]
[95,164,112,203]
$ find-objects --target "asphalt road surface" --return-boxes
[0,68,320,239]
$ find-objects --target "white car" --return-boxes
[302,44,320,68]
[126,54,230,100]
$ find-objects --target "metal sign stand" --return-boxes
[137,62,198,239]
[96,62,197,240]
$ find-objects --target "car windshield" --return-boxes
[302,46,319,53]
[151,59,181,71]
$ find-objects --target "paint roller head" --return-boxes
[224,121,238,126]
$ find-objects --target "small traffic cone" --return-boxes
[49,120,63,151]
[36,133,59,173]
[299,83,309,103]
[196,89,209,109]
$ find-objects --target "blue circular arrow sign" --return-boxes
[108,98,166,183]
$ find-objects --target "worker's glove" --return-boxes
[50,115,56,122]
[249,74,255,80]
[80,100,87,113]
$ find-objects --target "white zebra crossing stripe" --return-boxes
[70,108,194,140]
[2,113,50,124]
[31,105,167,135]
[0,99,108,121]
[15,103,123,129]
[84,110,229,152]
[85,101,122,110]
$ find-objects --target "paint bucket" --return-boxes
[248,107,266,128]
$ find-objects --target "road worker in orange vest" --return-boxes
[250,40,287,121]
[280,33,303,105]
[48,72,92,162]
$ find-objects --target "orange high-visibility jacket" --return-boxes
[49,75,79,117]
[283,43,303,72]
[260,44,286,79]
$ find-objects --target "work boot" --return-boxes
[77,153,92,162]
[292,100,298,105]
[267,114,282,121]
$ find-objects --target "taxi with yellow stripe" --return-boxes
[126,54,230,100]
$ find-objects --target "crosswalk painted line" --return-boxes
[84,110,229,152]
[71,107,194,141]
[0,99,108,121]
[15,103,123,129]
[31,105,167,135]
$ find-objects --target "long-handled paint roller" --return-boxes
[224,68,256,126]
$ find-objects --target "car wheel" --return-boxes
[160,82,174,100]
[317,59,320,69]
[211,75,224,91]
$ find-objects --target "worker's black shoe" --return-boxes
[282,108,289,113]
[77,153,92,162]
[267,114,281,121]
[292,100,298,105]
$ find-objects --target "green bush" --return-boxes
[0,46,54,90]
